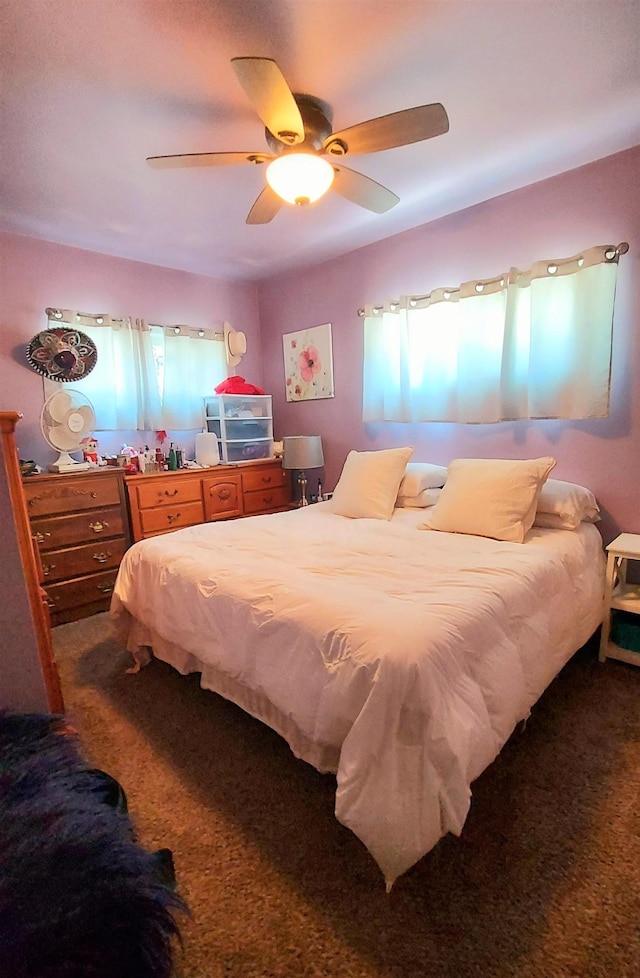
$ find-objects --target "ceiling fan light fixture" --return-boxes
[266,153,334,206]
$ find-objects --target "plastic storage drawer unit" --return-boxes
[203,394,274,464]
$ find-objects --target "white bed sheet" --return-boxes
[111,504,605,888]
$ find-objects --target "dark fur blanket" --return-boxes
[0,712,186,978]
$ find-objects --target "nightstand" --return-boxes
[599,533,640,666]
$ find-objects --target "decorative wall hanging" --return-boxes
[283,322,334,402]
[26,327,98,383]
[223,321,247,366]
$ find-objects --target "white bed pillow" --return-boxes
[420,456,557,543]
[533,479,600,529]
[330,446,414,520]
[398,462,448,496]
[396,487,442,508]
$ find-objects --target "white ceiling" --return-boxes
[2,0,639,282]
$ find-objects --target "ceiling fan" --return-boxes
[147,57,449,225]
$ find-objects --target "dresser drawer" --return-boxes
[139,500,204,536]
[32,506,126,550]
[243,486,291,515]
[203,475,242,521]
[44,568,119,614]
[242,465,287,493]
[23,468,130,626]
[24,473,122,516]
[125,463,290,543]
[134,478,202,510]
[40,537,128,583]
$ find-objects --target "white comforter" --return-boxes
[111,505,605,888]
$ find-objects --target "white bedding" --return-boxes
[111,504,605,888]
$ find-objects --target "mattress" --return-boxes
[111,504,605,888]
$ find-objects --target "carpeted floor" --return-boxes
[52,614,639,978]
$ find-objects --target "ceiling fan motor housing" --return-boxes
[266,94,334,155]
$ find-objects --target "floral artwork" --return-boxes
[282,323,334,402]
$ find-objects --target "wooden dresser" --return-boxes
[23,468,131,626]
[1,412,64,713]
[126,458,291,542]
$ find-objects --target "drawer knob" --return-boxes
[35,531,51,545]
[42,563,56,577]
[262,495,274,504]
[261,476,273,484]
[46,596,57,608]
[96,582,114,593]
[92,551,111,563]
[89,521,109,533]
[167,512,181,524]
[162,489,179,498]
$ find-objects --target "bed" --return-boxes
[111,453,605,890]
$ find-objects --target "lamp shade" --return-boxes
[266,154,334,206]
[282,435,324,470]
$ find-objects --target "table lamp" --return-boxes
[282,435,324,506]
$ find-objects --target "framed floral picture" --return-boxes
[282,322,335,402]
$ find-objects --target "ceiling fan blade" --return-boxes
[231,57,304,145]
[246,185,283,225]
[147,151,270,169]
[325,103,449,156]
[331,165,399,213]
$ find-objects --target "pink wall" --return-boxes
[1,146,638,708]
[1,149,637,540]
[0,236,262,709]
[0,233,261,465]
[258,146,640,543]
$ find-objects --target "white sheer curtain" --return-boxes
[362,244,623,423]
[44,316,163,430]
[160,327,228,429]
[44,313,228,430]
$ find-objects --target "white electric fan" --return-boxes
[40,389,96,473]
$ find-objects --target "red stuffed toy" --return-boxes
[214,376,265,395]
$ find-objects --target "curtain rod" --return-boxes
[356,241,629,316]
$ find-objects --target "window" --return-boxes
[362,244,625,424]
[43,313,228,430]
